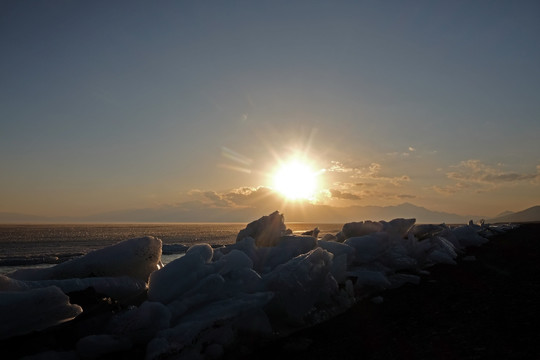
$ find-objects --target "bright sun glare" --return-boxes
[272,160,319,201]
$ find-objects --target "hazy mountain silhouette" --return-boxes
[495,210,515,218]
[0,202,479,224]
[488,205,540,223]
[0,212,51,223]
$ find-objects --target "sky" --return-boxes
[1,0,539,221]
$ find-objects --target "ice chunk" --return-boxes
[108,301,171,343]
[7,236,162,282]
[256,235,317,273]
[380,249,418,271]
[235,211,291,246]
[210,249,254,276]
[301,227,320,238]
[452,225,489,247]
[320,233,338,242]
[411,223,446,240]
[148,292,274,359]
[214,236,259,265]
[338,220,384,241]
[263,248,335,322]
[317,240,355,283]
[327,253,348,283]
[0,286,83,339]
[166,274,226,322]
[378,237,418,271]
[380,218,416,237]
[317,240,355,265]
[0,275,147,300]
[407,233,458,267]
[147,244,213,304]
[345,232,392,265]
[346,269,391,290]
[426,250,457,265]
[212,250,262,295]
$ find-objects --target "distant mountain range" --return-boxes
[3,203,539,224]
[0,202,489,224]
[0,212,51,223]
[487,205,540,223]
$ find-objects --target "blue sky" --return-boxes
[1,0,539,219]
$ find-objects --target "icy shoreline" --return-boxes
[0,212,517,359]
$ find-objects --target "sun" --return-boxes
[272,160,319,200]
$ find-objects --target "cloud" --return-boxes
[433,160,540,195]
[188,190,234,207]
[329,189,362,200]
[326,161,410,186]
[327,161,354,173]
[222,186,280,206]
[396,194,416,199]
[447,160,540,185]
[354,182,378,188]
[361,163,410,186]
[431,182,470,195]
[386,146,417,158]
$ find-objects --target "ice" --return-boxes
[1,211,517,359]
[406,232,459,267]
[337,220,384,241]
[166,273,226,322]
[345,232,392,264]
[214,236,259,265]
[0,286,82,339]
[7,236,162,282]
[451,224,489,248]
[381,218,417,237]
[107,301,171,343]
[346,269,391,290]
[148,292,274,359]
[210,248,254,276]
[317,240,355,264]
[317,240,355,283]
[147,244,213,304]
[0,275,147,300]
[263,248,336,322]
[235,210,291,246]
[411,223,446,240]
[210,250,262,295]
[256,235,317,273]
